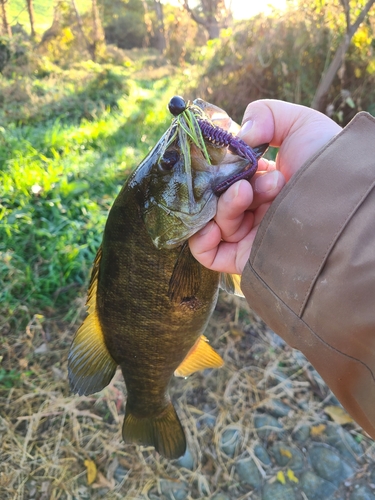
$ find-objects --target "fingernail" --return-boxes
[255,171,279,193]
[238,120,253,138]
[198,221,215,236]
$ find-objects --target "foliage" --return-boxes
[0,59,185,330]
[98,0,148,49]
[0,37,11,72]
[195,0,375,125]
[163,3,206,65]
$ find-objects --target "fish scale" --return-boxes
[68,97,268,459]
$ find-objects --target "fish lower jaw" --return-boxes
[214,161,258,196]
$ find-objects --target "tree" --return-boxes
[26,0,36,38]
[91,0,105,59]
[0,0,12,37]
[183,0,232,39]
[151,0,166,52]
[70,0,105,61]
[312,0,375,111]
[141,0,166,52]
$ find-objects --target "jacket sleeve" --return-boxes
[240,111,375,438]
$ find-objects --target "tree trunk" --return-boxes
[0,0,12,37]
[26,0,36,38]
[183,0,225,40]
[207,19,220,39]
[311,0,375,112]
[153,0,166,52]
[71,0,95,60]
[91,0,105,61]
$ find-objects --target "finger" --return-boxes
[253,202,272,226]
[189,220,245,274]
[257,158,276,172]
[249,169,285,210]
[215,179,254,242]
[238,99,322,148]
[189,220,222,270]
[238,100,342,180]
[190,233,254,275]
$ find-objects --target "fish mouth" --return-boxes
[213,143,269,196]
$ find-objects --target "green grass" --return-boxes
[0,59,187,329]
[8,0,91,33]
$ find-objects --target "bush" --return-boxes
[195,1,375,125]
[0,38,11,73]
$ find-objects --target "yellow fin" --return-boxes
[174,335,224,378]
[68,246,117,395]
[220,273,244,297]
[123,402,186,459]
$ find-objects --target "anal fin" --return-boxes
[220,273,244,297]
[174,335,224,378]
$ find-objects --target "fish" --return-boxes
[68,96,268,459]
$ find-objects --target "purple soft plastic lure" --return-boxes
[197,118,262,195]
[167,96,268,196]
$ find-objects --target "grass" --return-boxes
[8,0,92,34]
[1,37,374,499]
[0,56,187,331]
[1,292,373,499]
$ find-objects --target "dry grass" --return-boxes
[1,293,373,500]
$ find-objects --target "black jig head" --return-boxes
[168,96,187,117]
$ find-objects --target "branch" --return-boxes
[348,0,375,37]
[339,0,350,31]
[71,0,94,59]
[311,0,375,111]
[183,0,208,28]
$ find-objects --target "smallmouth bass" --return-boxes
[68,97,268,459]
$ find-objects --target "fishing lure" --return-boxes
[166,96,264,196]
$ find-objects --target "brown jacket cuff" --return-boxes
[241,112,375,438]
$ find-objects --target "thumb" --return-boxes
[238,99,342,181]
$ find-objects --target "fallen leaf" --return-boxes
[230,326,245,339]
[19,358,28,369]
[287,469,299,483]
[324,406,354,425]
[84,459,97,485]
[310,424,326,436]
[34,343,48,354]
[280,448,292,459]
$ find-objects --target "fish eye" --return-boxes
[159,150,180,171]
[168,96,186,116]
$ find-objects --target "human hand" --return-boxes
[189,99,342,275]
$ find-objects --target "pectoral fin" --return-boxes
[220,273,244,297]
[68,246,117,396]
[168,242,201,302]
[174,335,224,378]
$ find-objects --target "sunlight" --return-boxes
[162,0,288,19]
[229,0,287,19]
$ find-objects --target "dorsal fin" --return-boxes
[68,246,117,396]
[174,335,224,378]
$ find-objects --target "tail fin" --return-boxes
[122,403,186,459]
